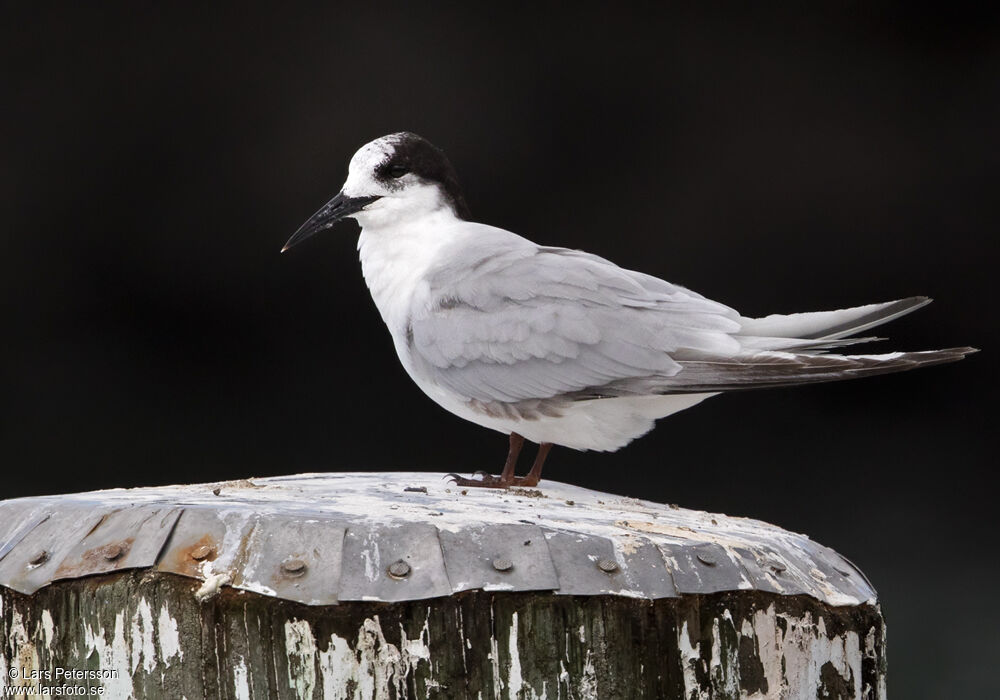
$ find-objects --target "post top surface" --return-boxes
[0,472,875,607]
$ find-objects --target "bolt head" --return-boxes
[696,553,717,567]
[28,550,48,566]
[103,543,125,561]
[597,558,619,573]
[281,558,307,576]
[388,560,411,578]
[492,558,514,572]
[191,545,214,561]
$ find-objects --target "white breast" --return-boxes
[357,211,467,367]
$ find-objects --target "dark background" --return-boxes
[2,4,996,696]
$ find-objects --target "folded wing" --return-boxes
[408,227,742,404]
[408,227,973,404]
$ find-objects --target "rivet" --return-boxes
[492,558,514,572]
[103,543,125,561]
[281,558,307,576]
[696,553,717,567]
[597,558,619,573]
[388,560,411,579]
[28,550,48,566]
[191,545,214,561]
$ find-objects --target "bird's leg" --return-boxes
[498,433,525,484]
[446,433,525,488]
[512,442,552,487]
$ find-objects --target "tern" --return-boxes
[283,132,974,488]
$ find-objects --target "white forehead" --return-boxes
[342,134,405,196]
[350,134,409,174]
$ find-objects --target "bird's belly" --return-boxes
[396,353,717,452]
[502,393,718,451]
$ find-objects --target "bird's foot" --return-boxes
[445,472,511,489]
[444,472,541,489]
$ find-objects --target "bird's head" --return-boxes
[282,132,469,252]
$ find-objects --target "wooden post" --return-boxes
[0,473,886,699]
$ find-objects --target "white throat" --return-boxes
[356,206,462,337]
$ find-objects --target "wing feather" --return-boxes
[408,228,742,404]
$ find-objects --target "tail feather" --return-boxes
[739,296,932,341]
[735,335,886,353]
[662,347,977,394]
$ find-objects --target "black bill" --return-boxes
[281,192,380,252]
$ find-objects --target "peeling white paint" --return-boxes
[400,610,432,665]
[579,648,598,699]
[777,613,861,697]
[487,602,505,699]
[39,609,54,651]
[81,612,135,698]
[709,611,739,697]
[508,612,523,698]
[233,656,251,700]
[130,597,156,674]
[750,609,782,696]
[283,613,440,700]
[157,603,182,665]
[285,619,318,698]
[10,610,39,688]
[672,602,866,699]
[317,632,358,699]
[678,620,707,700]
[194,572,230,602]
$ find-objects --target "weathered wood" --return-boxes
[1,571,885,699]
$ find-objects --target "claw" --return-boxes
[447,473,509,489]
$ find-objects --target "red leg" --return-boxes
[514,442,551,487]
[447,433,525,488]
[498,433,525,484]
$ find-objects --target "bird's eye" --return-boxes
[388,163,409,178]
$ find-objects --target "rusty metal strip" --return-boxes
[155,507,257,580]
[51,505,182,583]
[0,505,113,594]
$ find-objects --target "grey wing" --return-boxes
[408,229,743,405]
